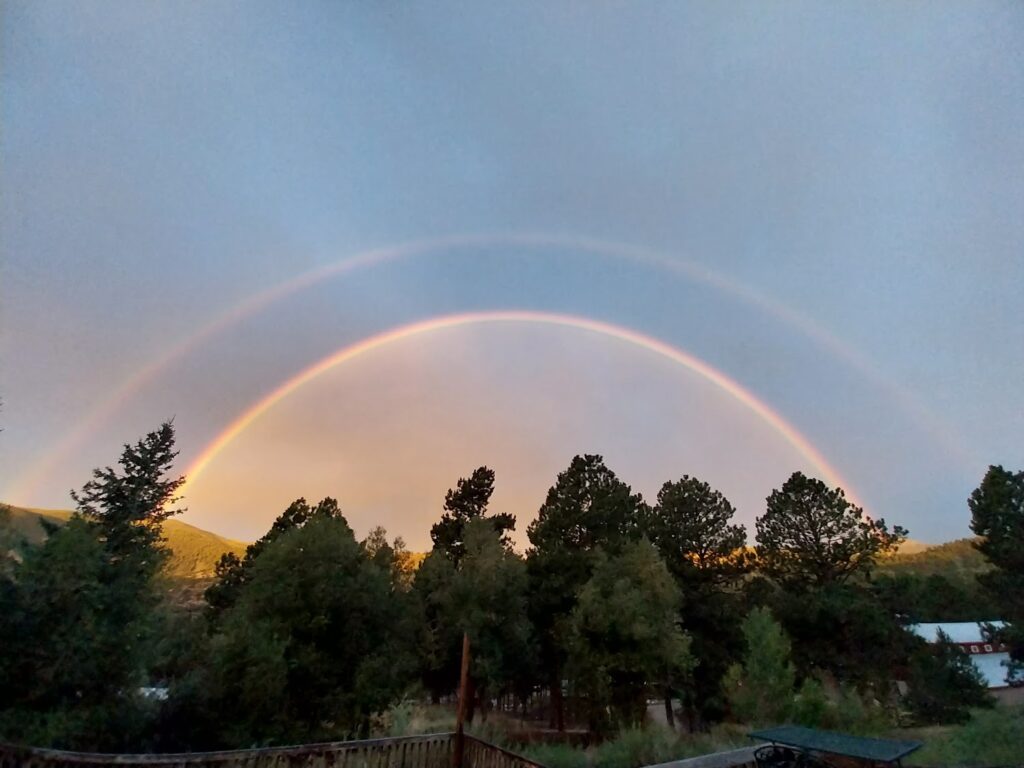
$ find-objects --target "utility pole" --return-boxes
[453,632,471,768]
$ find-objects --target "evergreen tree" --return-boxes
[756,472,905,588]
[526,455,645,730]
[205,497,348,614]
[175,510,410,747]
[430,467,514,567]
[905,630,993,724]
[969,465,1024,681]
[0,422,182,749]
[645,476,749,727]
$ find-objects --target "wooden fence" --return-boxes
[0,733,544,768]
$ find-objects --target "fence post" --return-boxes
[453,632,471,768]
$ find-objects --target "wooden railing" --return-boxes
[0,733,544,768]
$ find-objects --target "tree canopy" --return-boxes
[756,472,905,588]
[969,465,1024,681]
[430,467,514,567]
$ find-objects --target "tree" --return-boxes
[0,422,183,749]
[568,540,693,734]
[645,476,750,727]
[205,497,348,614]
[71,421,183,569]
[756,472,905,589]
[410,549,461,703]
[177,510,411,747]
[445,519,534,718]
[362,525,416,591]
[430,467,514,567]
[969,465,1024,681]
[722,607,795,726]
[526,455,645,730]
[771,580,919,687]
[645,477,748,588]
[905,630,993,724]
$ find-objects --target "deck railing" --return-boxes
[0,732,543,768]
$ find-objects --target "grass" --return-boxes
[901,705,1024,767]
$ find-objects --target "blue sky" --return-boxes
[2,1,1022,547]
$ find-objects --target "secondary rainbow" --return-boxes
[13,233,961,505]
[180,310,864,508]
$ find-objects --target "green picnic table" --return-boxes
[749,726,922,767]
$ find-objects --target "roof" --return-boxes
[910,621,1005,644]
[749,726,922,763]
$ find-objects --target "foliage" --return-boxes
[871,571,998,623]
[526,455,645,727]
[756,472,905,588]
[519,725,750,768]
[591,725,684,768]
[363,525,417,590]
[410,549,461,702]
[173,510,411,747]
[904,630,993,725]
[568,540,693,733]
[413,518,535,711]
[722,607,795,726]
[878,537,989,576]
[645,476,749,587]
[771,581,918,687]
[905,705,1024,767]
[430,467,515,567]
[450,520,534,704]
[519,743,591,768]
[0,422,182,749]
[644,476,749,727]
[204,496,348,614]
[969,464,1024,681]
[0,503,19,577]
[790,676,830,728]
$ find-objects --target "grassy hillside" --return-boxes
[879,537,988,576]
[1,504,248,579]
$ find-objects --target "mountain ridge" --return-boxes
[1,504,248,579]
[2,504,984,580]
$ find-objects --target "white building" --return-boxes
[909,621,1012,689]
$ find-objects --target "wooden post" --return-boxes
[453,632,471,768]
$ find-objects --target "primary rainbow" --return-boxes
[179,310,863,508]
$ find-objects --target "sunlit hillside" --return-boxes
[1,504,248,579]
[879,537,988,576]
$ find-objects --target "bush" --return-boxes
[592,726,680,768]
[791,677,829,728]
[520,743,590,768]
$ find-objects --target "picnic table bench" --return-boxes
[749,726,922,768]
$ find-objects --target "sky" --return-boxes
[2,1,1022,548]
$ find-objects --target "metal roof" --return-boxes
[749,726,922,763]
[909,621,1005,644]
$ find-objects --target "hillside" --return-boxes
[1,504,248,579]
[879,537,989,576]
